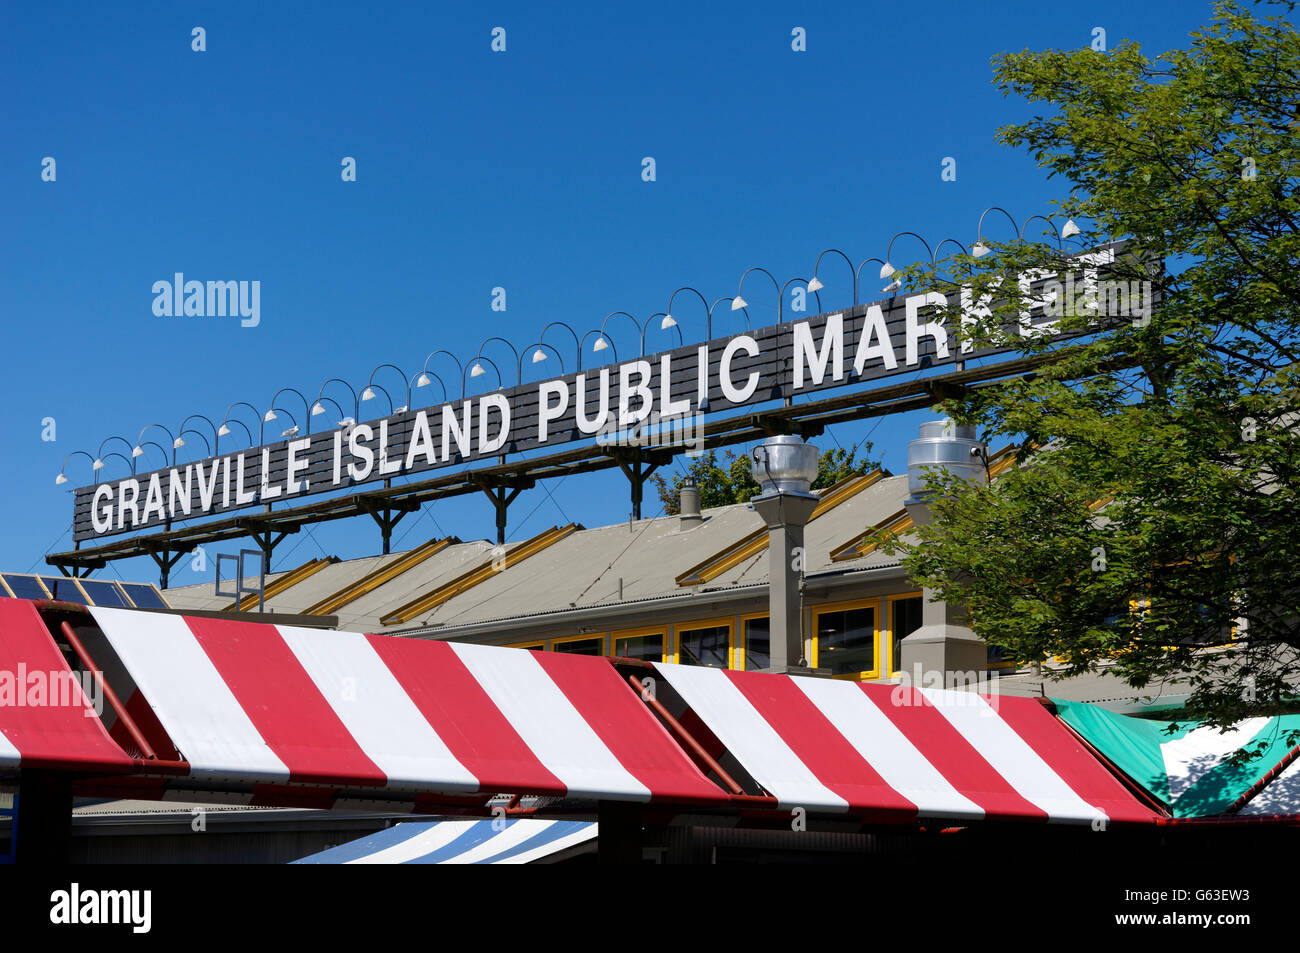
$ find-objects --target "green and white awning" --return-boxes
[1053,700,1300,817]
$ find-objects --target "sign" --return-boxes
[73,245,1143,541]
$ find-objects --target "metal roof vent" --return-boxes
[903,418,986,525]
[751,434,819,499]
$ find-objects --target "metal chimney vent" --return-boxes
[904,419,986,524]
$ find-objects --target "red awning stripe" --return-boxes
[653,663,1160,825]
[991,689,1157,824]
[187,617,388,787]
[724,669,921,817]
[862,684,1049,822]
[0,600,134,774]
[85,606,726,804]
[533,650,727,803]
[364,636,567,795]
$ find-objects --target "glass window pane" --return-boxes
[3,575,50,600]
[613,633,663,662]
[77,579,131,607]
[678,626,729,668]
[816,606,876,676]
[553,637,603,655]
[744,618,770,671]
[891,597,923,674]
[121,584,168,609]
[987,644,1012,667]
[40,577,89,605]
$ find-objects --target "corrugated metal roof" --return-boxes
[164,476,916,633]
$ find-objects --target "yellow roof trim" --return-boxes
[829,508,914,563]
[675,470,887,586]
[304,537,458,616]
[226,556,336,612]
[379,525,578,626]
[675,527,769,587]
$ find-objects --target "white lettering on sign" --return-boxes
[478,393,510,454]
[576,369,611,434]
[793,314,844,389]
[287,437,312,493]
[404,412,437,469]
[80,256,1131,540]
[854,303,898,372]
[538,380,569,442]
[618,360,654,427]
[906,292,949,366]
[719,335,760,403]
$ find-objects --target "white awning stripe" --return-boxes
[1239,757,1300,816]
[88,607,289,783]
[274,626,479,793]
[346,820,476,865]
[919,688,1106,823]
[297,818,599,864]
[1161,718,1271,803]
[795,678,984,819]
[651,663,847,811]
[450,643,652,801]
[493,823,599,864]
[0,727,21,770]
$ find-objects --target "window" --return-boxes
[676,622,732,668]
[509,640,547,652]
[888,595,923,675]
[552,635,605,655]
[742,615,770,671]
[813,600,879,678]
[612,628,665,662]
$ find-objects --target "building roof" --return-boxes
[164,471,912,635]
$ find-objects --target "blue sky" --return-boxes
[0,1,1226,588]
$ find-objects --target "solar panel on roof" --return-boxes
[2,575,49,600]
[77,579,131,608]
[120,583,168,609]
[39,577,89,605]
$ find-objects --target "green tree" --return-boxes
[882,1,1300,730]
[653,444,877,515]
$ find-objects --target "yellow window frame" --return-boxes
[737,612,771,672]
[508,639,548,651]
[672,617,735,669]
[550,633,607,656]
[811,596,884,680]
[610,624,667,663]
[884,591,924,677]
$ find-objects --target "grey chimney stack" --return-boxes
[679,476,702,527]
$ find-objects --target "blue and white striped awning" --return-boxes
[292,818,598,864]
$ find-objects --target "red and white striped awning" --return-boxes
[0,600,135,775]
[651,664,1159,825]
[86,607,728,806]
[0,602,1162,825]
